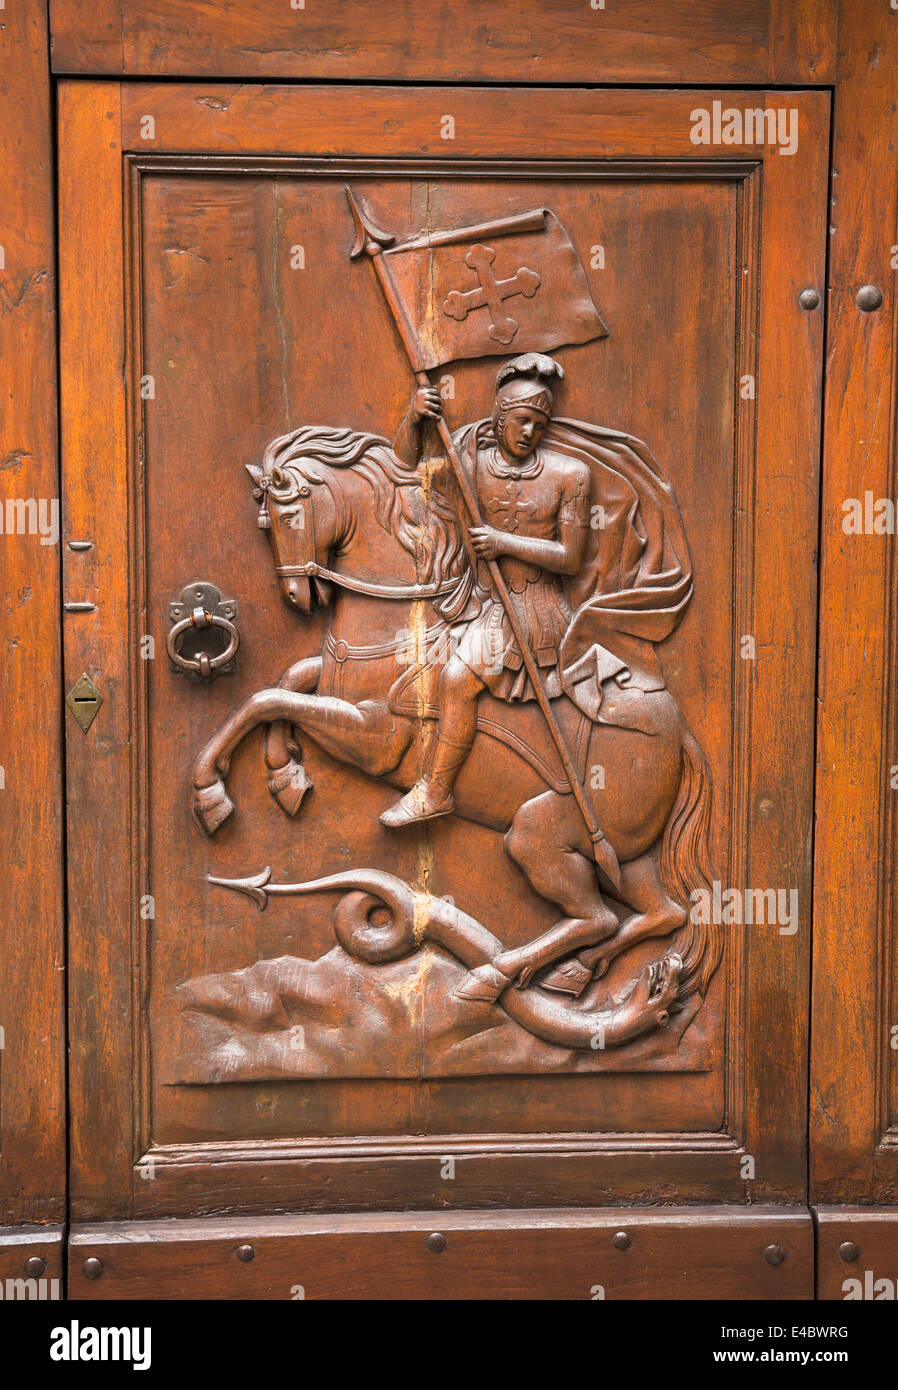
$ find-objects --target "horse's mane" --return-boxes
[261,425,464,585]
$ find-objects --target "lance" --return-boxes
[346,188,621,894]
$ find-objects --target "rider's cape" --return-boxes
[444,418,694,733]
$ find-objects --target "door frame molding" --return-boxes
[810,0,898,1210]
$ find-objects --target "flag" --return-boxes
[373,205,608,371]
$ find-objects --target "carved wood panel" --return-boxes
[153,166,731,1094]
[60,84,828,1219]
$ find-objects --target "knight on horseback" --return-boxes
[380,352,593,828]
[191,353,720,1009]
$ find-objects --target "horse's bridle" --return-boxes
[274,559,460,601]
[262,464,460,602]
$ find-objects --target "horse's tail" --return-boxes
[658,729,722,1000]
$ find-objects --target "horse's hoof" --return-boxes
[192,779,235,836]
[267,759,312,817]
[455,963,509,1004]
[538,959,593,997]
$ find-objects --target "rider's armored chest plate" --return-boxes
[475,448,564,538]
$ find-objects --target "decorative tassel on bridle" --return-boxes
[256,475,271,530]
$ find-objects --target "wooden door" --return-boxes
[59,81,828,1298]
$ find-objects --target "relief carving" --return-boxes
[178,192,722,1081]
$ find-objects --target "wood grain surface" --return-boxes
[48,0,838,86]
[811,0,898,1207]
[0,0,66,1230]
[69,1206,813,1299]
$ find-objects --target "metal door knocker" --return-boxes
[167,581,239,680]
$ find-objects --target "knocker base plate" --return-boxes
[167,581,238,680]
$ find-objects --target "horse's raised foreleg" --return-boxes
[263,657,321,817]
[192,687,411,836]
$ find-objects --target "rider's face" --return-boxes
[500,406,549,460]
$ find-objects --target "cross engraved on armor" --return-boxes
[442,243,541,344]
[486,485,538,532]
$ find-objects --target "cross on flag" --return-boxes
[349,193,608,371]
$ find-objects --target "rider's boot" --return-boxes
[379,732,473,828]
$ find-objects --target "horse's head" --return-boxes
[248,423,464,615]
[247,429,351,614]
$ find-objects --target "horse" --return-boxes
[191,424,722,1011]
